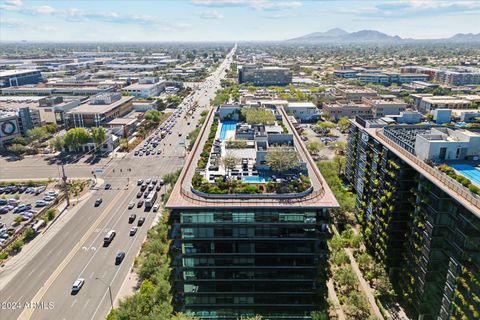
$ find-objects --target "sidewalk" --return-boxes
[327,279,346,320]
[345,248,385,320]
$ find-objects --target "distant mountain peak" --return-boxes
[286,29,480,43]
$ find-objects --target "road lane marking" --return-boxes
[70,299,77,308]
[84,298,90,309]
[17,188,128,320]
[89,272,94,279]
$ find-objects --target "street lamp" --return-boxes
[95,277,113,310]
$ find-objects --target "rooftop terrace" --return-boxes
[166,105,338,209]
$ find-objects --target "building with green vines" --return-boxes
[346,117,480,320]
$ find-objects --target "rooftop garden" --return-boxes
[438,164,480,196]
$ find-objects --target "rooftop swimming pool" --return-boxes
[448,163,480,186]
[219,121,237,141]
[242,176,267,183]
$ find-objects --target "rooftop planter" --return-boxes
[191,172,313,198]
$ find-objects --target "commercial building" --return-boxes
[0,99,41,135]
[166,106,338,319]
[284,102,321,123]
[363,97,408,118]
[238,65,292,86]
[65,92,133,128]
[346,117,480,320]
[0,69,43,88]
[333,69,359,78]
[335,87,377,103]
[0,112,21,148]
[412,94,472,113]
[323,102,372,121]
[122,77,166,98]
[356,72,429,85]
[1,84,114,96]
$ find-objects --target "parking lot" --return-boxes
[0,183,60,248]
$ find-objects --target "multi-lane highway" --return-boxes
[0,45,235,320]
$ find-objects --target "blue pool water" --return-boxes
[219,121,237,141]
[448,163,480,186]
[242,176,267,183]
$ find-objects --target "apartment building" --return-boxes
[284,102,321,123]
[346,118,480,320]
[166,106,338,320]
[401,66,480,86]
[323,102,372,120]
[238,65,292,86]
[363,97,408,118]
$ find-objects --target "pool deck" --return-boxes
[448,162,480,187]
[166,107,339,209]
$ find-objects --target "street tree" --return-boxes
[91,127,107,147]
[63,128,91,151]
[27,127,48,142]
[144,109,161,124]
[315,121,335,135]
[307,141,320,154]
[50,136,65,152]
[265,146,300,173]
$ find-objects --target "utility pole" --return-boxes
[61,163,70,207]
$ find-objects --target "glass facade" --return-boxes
[169,208,330,319]
[346,122,480,320]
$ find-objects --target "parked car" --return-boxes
[35,200,48,207]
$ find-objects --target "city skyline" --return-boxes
[2,0,480,42]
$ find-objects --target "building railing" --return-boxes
[176,105,331,207]
[377,129,480,211]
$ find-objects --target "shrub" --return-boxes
[23,227,36,241]
[0,251,8,260]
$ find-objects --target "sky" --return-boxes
[1,0,480,42]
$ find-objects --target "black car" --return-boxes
[137,200,143,208]
[136,191,142,198]
[115,251,125,265]
[105,183,111,190]
[152,179,158,185]
[156,185,161,191]
[137,217,145,227]
[94,198,103,206]
[128,214,136,223]
[140,184,147,191]
[143,191,149,198]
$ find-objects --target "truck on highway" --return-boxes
[145,191,157,209]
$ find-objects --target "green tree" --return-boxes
[119,138,129,152]
[23,227,36,241]
[221,152,239,177]
[50,136,65,152]
[307,141,320,154]
[8,144,27,155]
[27,127,48,142]
[91,127,107,147]
[156,98,166,111]
[144,109,162,124]
[315,121,335,135]
[45,123,58,134]
[63,128,91,151]
[337,116,350,132]
[344,291,371,319]
[265,147,300,173]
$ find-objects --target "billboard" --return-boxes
[0,117,20,138]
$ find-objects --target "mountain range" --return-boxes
[286,28,480,43]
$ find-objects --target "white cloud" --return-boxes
[192,0,302,11]
[5,0,22,6]
[198,10,224,19]
[26,5,57,15]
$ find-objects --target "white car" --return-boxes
[152,204,160,212]
[71,278,85,294]
[128,202,135,209]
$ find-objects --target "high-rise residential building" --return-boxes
[238,65,292,86]
[345,117,480,320]
[166,106,338,320]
